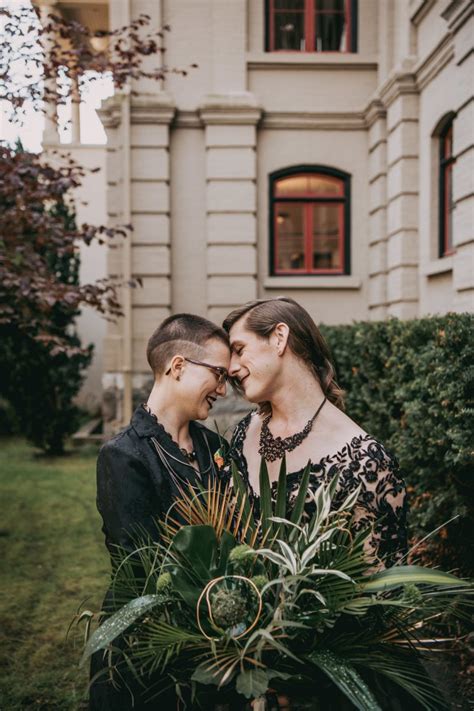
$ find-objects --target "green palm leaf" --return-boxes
[231,460,255,542]
[275,455,288,519]
[290,460,311,525]
[259,458,273,535]
[309,650,382,710]
[361,565,470,593]
[80,594,162,666]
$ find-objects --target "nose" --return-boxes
[229,354,241,377]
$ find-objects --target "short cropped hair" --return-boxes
[146,313,229,376]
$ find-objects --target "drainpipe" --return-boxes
[121,0,133,424]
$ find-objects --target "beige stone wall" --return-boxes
[82,0,473,424]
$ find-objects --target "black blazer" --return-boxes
[96,405,225,562]
[90,406,225,710]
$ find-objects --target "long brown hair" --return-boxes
[223,297,345,411]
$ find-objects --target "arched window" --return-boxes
[439,119,455,257]
[266,0,358,53]
[270,166,350,275]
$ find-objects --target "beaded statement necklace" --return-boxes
[258,397,327,462]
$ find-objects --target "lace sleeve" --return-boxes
[351,440,408,569]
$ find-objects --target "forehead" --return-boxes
[229,319,254,348]
[201,338,230,366]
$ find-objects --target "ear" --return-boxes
[168,354,185,381]
[272,322,290,356]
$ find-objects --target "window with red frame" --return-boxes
[266,0,357,53]
[270,168,350,275]
[439,121,455,257]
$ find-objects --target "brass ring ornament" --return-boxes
[196,575,263,641]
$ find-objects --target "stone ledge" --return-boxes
[423,257,454,277]
[264,276,362,290]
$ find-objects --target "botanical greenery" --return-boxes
[0,159,92,454]
[80,459,472,710]
[320,314,474,576]
[0,438,108,710]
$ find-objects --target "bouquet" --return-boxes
[80,459,472,709]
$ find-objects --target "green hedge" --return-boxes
[321,313,474,576]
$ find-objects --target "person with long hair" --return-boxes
[223,297,407,569]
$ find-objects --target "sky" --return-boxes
[0,0,114,151]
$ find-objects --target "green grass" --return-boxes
[0,438,110,710]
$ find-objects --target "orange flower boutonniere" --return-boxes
[213,447,225,470]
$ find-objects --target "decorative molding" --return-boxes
[378,63,419,108]
[263,276,362,290]
[415,34,455,90]
[199,93,262,126]
[247,53,377,71]
[261,111,366,131]
[364,100,387,129]
[423,256,453,277]
[441,0,473,34]
[409,0,436,25]
[130,94,175,125]
[98,95,122,129]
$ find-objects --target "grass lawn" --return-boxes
[0,438,110,710]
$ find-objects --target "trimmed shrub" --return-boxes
[321,314,474,575]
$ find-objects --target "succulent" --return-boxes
[211,588,247,629]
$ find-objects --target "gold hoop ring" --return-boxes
[196,575,263,641]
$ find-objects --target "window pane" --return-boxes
[315,7,346,51]
[275,203,305,270]
[274,0,305,8]
[274,12,305,50]
[312,204,341,269]
[275,174,343,197]
[446,165,453,253]
[316,0,345,10]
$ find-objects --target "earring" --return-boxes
[176,375,181,381]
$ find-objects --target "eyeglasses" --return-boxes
[166,357,228,387]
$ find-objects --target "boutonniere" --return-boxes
[213,447,225,470]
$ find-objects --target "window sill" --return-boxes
[247,53,377,71]
[264,276,362,290]
[423,256,453,277]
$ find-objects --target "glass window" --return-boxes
[267,0,356,53]
[439,122,455,257]
[271,168,350,275]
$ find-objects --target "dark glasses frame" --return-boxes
[166,357,228,387]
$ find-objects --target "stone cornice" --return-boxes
[409,0,436,25]
[261,111,366,130]
[130,94,176,125]
[377,61,419,108]
[442,0,473,33]
[98,95,122,129]
[364,100,387,129]
[199,93,262,125]
[415,34,455,90]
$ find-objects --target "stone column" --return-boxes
[382,67,420,318]
[366,100,388,320]
[99,92,175,431]
[38,0,59,146]
[200,95,261,324]
[443,0,474,311]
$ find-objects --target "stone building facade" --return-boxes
[45,0,473,428]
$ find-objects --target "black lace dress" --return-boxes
[228,411,408,568]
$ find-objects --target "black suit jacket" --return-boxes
[96,405,225,562]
